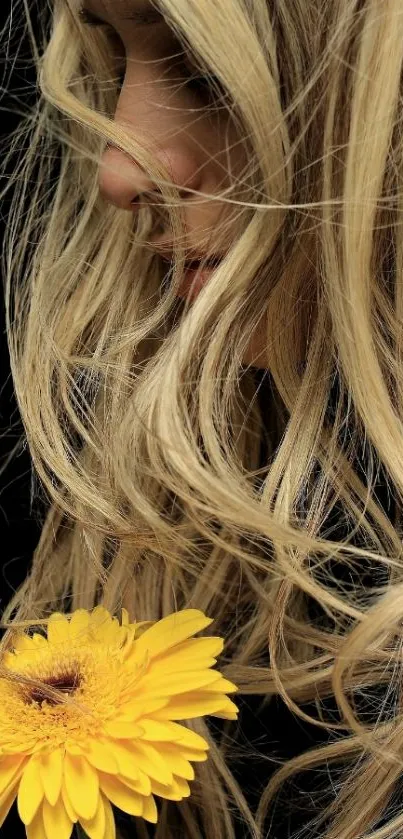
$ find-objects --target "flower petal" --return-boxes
[61,782,77,824]
[104,740,139,781]
[63,753,99,821]
[17,756,44,825]
[176,748,208,762]
[39,749,63,806]
[119,769,151,797]
[147,657,217,675]
[118,626,136,659]
[152,636,224,672]
[168,635,224,657]
[31,633,48,649]
[78,790,106,839]
[163,723,209,751]
[92,616,122,646]
[98,773,144,816]
[119,697,169,720]
[1,652,16,668]
[172,775,192,798]
[65,741,84,756]
[154,746,194,780]
[128,741,173,785]
[209,701,239,719]
[42,795,73,839]
[200,676,239,693]
[12,633,40,654]
[137,719,185,742]
[137,668,221,697]
[153,693,237,720]
[150,775,190,801]
[4,739,37,753]
[102,794,116,839]
[68,609,90,642]
[0,780,19,828]
[121,608,130,627]
[133,621,154,638]
[86,740,119,775]
[142,794,158,823]
[103,721,144,739]
[25,805,46,839]
[90,605,112,624]
[88,606,114,641]
[127,610,213,665]
[46,613,70,646]
[0,755,27,797]
[120,624,153,660]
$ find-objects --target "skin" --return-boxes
[92,0,269,367]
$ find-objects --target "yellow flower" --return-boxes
[0,607,238,839]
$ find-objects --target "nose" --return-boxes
[96,50,234,252]
[98,141,204,212]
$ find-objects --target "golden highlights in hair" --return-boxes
[1,0,403,837]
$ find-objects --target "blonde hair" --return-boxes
[2,0,403,835]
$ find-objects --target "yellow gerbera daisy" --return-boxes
[0,607,238,839]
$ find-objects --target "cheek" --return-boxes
[214,110,246,169]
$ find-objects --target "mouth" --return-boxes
[156,248,225,300]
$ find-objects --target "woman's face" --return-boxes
[89,0,269,367]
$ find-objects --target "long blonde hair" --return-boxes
[1,0,403,836]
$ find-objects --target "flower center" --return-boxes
[27,669,83,706]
